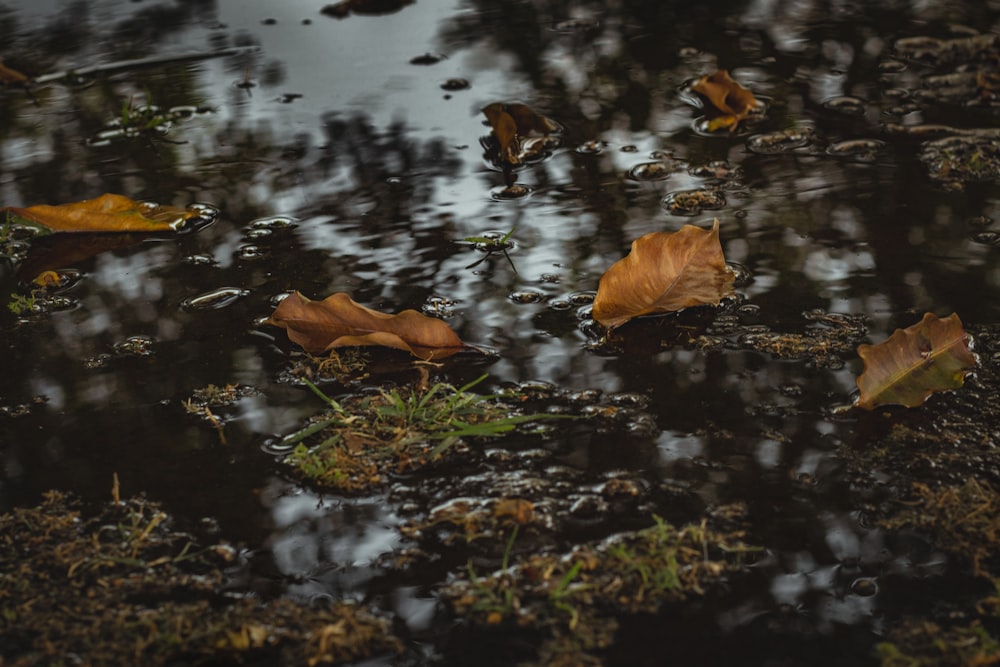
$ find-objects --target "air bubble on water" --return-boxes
[850,578,878,596]
[662,188,726,216]
[627,161,672,181]
[620,145,638,153]
[826,138,887,161]
[746,128,813,154]
[250,215,297,230]
[490,184,533,200]
[822,96,868,116]
[727,262,753,287]
[113,335,156,356]
[237,245,270,260]
[184,254,217,266]
[973,231,1000,245]
[440,78,469,91]
[509,290,544,304]
[576,140,604,154]
[270,292,294,307]
[245,228,272,240]
[181,287,251,311]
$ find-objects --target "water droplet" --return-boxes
[746,128,813,154]
[627,161,672,181]
[509,290,544,304]
[250,215,297,230]
[440,78,469,91]
[490,184,532,200]
[576,139,604,154]
[850,578,878,596]
[822,96,868,116]
[181,287,251,311]
[237,245,269,260]
[114,335,156,356]
[661,188,726,216]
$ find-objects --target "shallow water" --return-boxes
[2,0,1000,664]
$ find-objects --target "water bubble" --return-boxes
[114,335,156,356]
[250,215,297,230]
[548,299,572,311]
[972,231,1000,245]
[662,188,726,216]
[440,78,469,91]
[245,228,273,240]
[850,578,878,597]
[568,291,595,306]
[738,303,761,316]
[540,273,560,283]
[688,160,740,181]
[181,287,251,311]
[822,96,868,116]
[967,215,993,228]
[490,184,532,200]
[410,53,446,65]
[385,176,402,186]
[878,59,907,73]
[627,161,672,181]
[237,245,270,260]
[620,145,638,153]
[270,292,294,307]
[576,139,604,154]
[727,262,753,287]
[509,290,544,304]
[746,128,813,154]
[609,393,649,409]
[422,295,458,317]
[260,435,301,455]
[826,138,886,161]
[184,254,217,266]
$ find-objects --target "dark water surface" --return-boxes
[2,0,1000,664]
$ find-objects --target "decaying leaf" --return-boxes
[482,102,560,165]
[266,291,466,361]
[3,194,199,234]
[592,219,735,330]
[0,60,30,86]
[690,70,760,132]
[855,312,977,410]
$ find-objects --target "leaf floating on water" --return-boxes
[690,70,760,132]
[481,102,560,166]
[0,60,30,86]
[266,291,466,361]
[592,219,735,331]
[3,194,199,234]
[855,312,977,410]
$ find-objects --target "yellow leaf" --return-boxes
[3,194,198,234]
[690,70,759,132]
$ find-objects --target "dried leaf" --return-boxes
[690,70,759,132]
[266,291,466,361]
[592,219,735,330]
[0,60,30,86]
[482,102,559,165]
[855,312,977,410]
[3,194,197,234]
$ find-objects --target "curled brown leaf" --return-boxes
[266,291,466,361]
[690,70,759,132]
[482,102,560,165]
[592,219,735,331]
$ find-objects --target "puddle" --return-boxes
[3,1,1000,665]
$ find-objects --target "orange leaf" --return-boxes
[0,60,30,86]
[3,194,197,234]
[482,102,559,165]
[266,292,466,361]
[855,312,977,410]
[690,70,758,131]
[592,219,735,331]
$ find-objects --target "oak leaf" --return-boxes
[855,312,977,410]
[266,291,466,361]
[482,102,560,165]
[3,194,198,234]
[690,70,759,132]
[592,219,735,330]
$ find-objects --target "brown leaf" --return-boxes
[592,220,735,330]
[3,194,197,234]
[482,102,559,165]
[266,291,466,360]
[0,60,30,86]
[855,312,977,410]
[690,70,758,131]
